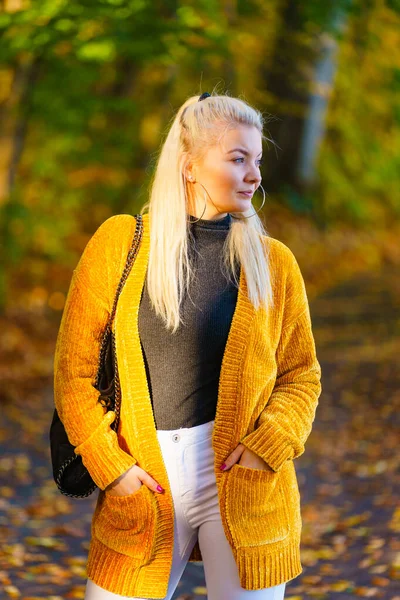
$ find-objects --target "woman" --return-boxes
[53,92,322,600]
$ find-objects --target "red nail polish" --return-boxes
[157,485,164,492]
[220,463,226,471]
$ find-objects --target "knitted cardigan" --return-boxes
[53,212,322,598]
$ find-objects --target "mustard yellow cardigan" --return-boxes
[53,212,322,597]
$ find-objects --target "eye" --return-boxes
[233,157,264,166]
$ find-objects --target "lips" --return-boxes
[239,191,253,197]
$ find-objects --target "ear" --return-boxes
[182,153,195,182]
[184,164,195,182]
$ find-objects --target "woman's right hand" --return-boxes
[105,464,164,497]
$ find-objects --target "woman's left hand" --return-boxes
[220,444,274,472]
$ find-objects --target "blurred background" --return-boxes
[0,1,399,598]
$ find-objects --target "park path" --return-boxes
[0,265,399,599]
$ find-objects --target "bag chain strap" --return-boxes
[94,214,144,392]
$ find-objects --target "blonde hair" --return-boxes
[140,91,274,333]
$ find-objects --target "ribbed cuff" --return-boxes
[240,420,298,473]
[74,410,137,490]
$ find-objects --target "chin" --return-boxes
[233,202,252,212]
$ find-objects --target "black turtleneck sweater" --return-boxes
[137,212,240,430]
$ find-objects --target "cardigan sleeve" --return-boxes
[239,246,322,473]
[53,216,137,490]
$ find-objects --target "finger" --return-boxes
[141,472,164,494]
[221,445,245,471]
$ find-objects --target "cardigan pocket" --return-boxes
[94,484,158,566]
[224,463,290,548]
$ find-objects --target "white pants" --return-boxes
[85,419,287,600]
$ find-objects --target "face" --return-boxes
[186,124,263,220]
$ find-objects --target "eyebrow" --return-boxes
[226,148,263,156]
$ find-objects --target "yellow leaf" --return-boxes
[4,586,21,598]
[330,580,354,592]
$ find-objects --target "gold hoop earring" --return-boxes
[230,183,266,220]
[187,180,229,223]
[186,179,208,223]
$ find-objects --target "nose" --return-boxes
[245,166,262,188]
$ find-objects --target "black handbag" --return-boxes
[49,214,144,498]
